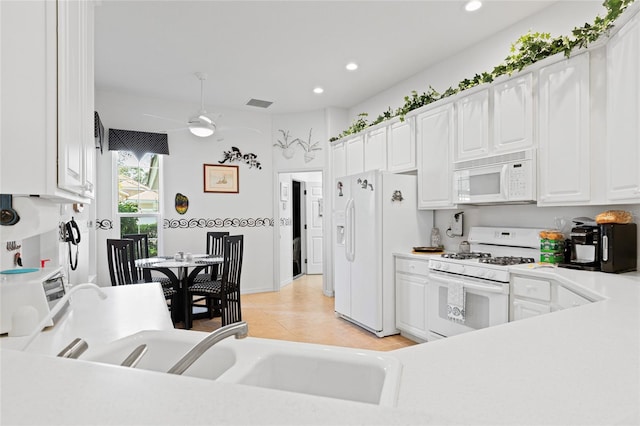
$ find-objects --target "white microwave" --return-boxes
[453,149,536,204]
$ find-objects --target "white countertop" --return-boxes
[1,267,639,425]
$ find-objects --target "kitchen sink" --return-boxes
[84,329,236,380]
[83,330,402,406]
[232,349,400,405]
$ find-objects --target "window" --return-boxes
[116,151,162,256]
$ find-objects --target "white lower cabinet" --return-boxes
[510,273,596,321]
[395,256,430,342]
[512,298,551,321]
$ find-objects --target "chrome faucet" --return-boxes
[20,283,108,351]
[167,321,248,375]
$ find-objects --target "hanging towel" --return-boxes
[447,281,466,323]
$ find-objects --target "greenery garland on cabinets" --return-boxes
[329,0,636,142]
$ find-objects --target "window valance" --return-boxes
[108,128,169,160]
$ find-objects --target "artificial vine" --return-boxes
[330,0,636,142]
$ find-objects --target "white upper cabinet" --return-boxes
[387,117,416,172]
[416,102,457,209]
[0,0,95,202]
[606,12,640,203]
[345,135,365,176]
[538,52,591,205]
[455,88,490,161]
[331,141,347,179]
[493,73,534,153]
[57,0,95,199]
[364,127,387,172]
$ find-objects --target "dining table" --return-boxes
[135,254,223,329]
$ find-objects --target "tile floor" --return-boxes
[190,274,417,351]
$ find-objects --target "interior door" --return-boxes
[305,181,323,274]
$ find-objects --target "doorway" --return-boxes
[292,180,302,277]
[276,171,323,289]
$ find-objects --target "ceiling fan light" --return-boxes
[198,115,213,125]
[189,121,215,137]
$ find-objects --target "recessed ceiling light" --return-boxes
[313,87,324,94]
[465,0,482,12]
[345,62,358,71]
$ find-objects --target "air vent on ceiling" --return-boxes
[246,98,273,108]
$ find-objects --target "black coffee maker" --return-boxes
[559,220,601,271]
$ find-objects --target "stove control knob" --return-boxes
[477,270,486,277]
[441,263,449,271]
[433,262,441,269]
[486,271,495,279]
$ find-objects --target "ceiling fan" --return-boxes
[144,72,222,138]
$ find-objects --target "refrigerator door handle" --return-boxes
[345,198,355,262]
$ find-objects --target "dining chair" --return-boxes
[189,235,244,326]
[191,232,229,317]
[106,238,140,286]
[193,231,229,283]
[122,233,173,288]
[106,238,177,307]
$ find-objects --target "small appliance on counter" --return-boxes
[558,211,637,273]
[600,222,637,273]
[558,220,601,271]
[0,267,67,335]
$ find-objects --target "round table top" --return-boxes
[135,255,223,268]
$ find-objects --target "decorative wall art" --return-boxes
[95,219,113,230]
[273,129,297,159]
[273,128,323,161]
[203,164,239,193]
[164,217,274,229]
[175,193,189,214]
[296,128,322,163]
[219,146,262,169]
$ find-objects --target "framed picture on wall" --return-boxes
[280,182,289,201]
[203,164,239,193]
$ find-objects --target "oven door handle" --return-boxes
[430,273,508,294]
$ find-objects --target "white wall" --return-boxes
[347,1,605,124]
[94,89,274,293]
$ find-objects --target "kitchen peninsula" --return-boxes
[1,267,638,425]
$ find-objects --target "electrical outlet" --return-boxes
[451,212,464,236]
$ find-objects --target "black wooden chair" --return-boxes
[193,232,229,283]
[106,238,139,286]
[122,233,173,288]
[106,238,177,309]
[191,232,229,317]
[189,235,244,326]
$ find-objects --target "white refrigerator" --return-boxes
[334,170,422,337]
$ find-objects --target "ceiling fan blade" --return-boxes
[163,127,189,133]
[143,113,186,125]
[217,125,262,135]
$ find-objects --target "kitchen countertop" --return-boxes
[1,268,639,425]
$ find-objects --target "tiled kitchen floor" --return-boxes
[189,274,417,351]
